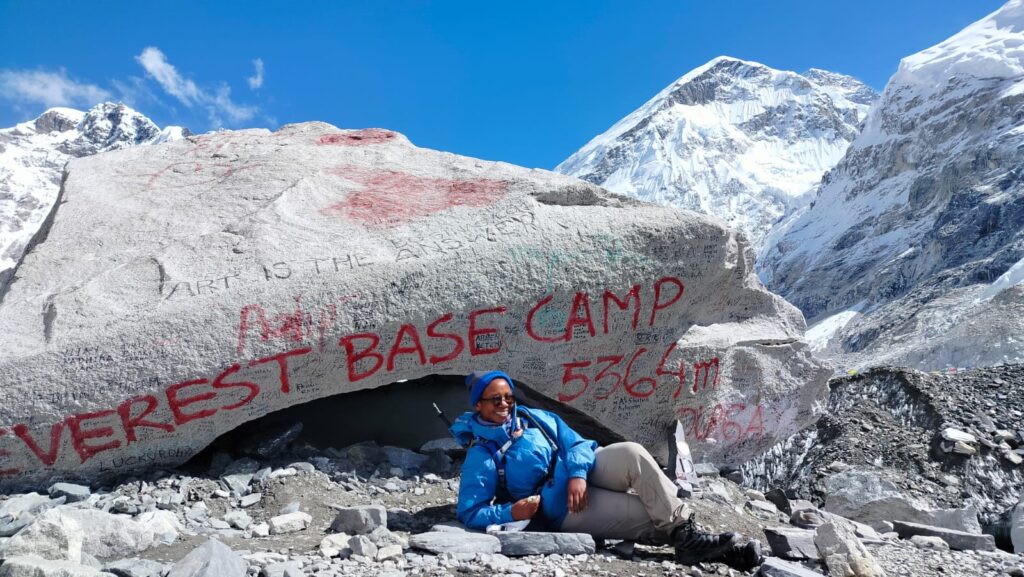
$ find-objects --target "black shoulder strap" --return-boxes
[474,436,514,504]
[520,410,559,493]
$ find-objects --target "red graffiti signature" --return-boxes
[317,129,398,146]
[321,165,508,227]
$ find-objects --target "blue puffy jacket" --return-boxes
[449,405,597,530]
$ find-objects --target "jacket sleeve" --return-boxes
[456,446,515,529]
[546,410,598,479]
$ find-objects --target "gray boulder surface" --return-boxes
[409,531,501,554]
[0,508,83,562]
[0,122,827,489]
[758,557,827,577]
[103,558,168,577]
[891,520,995,552]
[54,508,155,559]
[494,531,596,556]
[0,555,109,577]
[46,485,89,504]
[822,470,982,534]
[165,539,246,577]
[814,521,884,577]
[764,527,818,560]
[329,505,386,535]
[267,512,311,535]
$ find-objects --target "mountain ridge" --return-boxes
[556,55,877,248]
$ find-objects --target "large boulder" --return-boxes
[54,508,155,559]
[822,470,982,534]
[0,123,829,487]
[0,509,83,562]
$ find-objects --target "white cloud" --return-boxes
[248,58,264,90]
[0,68,111,109]
[135,46,201,106]
[135,46,258,126]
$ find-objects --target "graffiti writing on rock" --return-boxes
[676,403,765,445]
[0,276,690,478]
[317,129,398,146]
[321,165,509,227]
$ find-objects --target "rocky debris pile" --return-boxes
[0,420,1020,577]
[742,365,1023,547]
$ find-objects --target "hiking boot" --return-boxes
[720,539,764,571]
[672,517,739,565]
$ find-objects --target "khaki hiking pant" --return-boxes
[559,442,692,544]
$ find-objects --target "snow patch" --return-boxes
[806,310,860,352]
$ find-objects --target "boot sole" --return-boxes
[674,533,740,565]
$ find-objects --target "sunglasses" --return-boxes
[480,394,516,407]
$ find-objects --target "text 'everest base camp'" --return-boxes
[0,122,828,488]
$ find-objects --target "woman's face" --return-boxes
[475,378,515,424]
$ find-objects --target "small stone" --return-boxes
[268,512,312,535]
[239,493,262,508]
[763,527,818,560]
[104,558,168,577]
[827,461,850,472]
[429,522,468,533]
[893,519,995,551]
[911,535,950,550]
[209,518,231,530]
[319,533,351,558]
[253,467,272,484]
[376,544,404,561]
[942,428,977,444]
[758,557,827,576]
[252,523,270,537]
[166,539,247,577]
[330,505,386,535]
[48,482,91,503]
[221,473,254,496]
[261,560,305,577]
[744,499,779,518]
[409,531,501,554]
[495,532,596,556]
[0,556,108,577]
[224,510,252,530]
[420,437,464,455]
[952,440,977,455]
[694,463,719,477]
[348,535,378,558]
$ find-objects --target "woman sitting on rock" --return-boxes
[450,370,762,569]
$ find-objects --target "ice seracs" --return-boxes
[556,56,877,248]
[759,0,1024,371]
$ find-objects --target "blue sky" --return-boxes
[0,1,1007,169]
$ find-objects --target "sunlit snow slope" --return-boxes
[556,56,877,248]
[0,103,187,291]
[760,0,1024,371]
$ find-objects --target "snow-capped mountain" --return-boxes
[0,102,187,289]
[556,56,877,247]
[759,0,1024,370]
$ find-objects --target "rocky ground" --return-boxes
[0,414,1022,577]
[743,364,1024,550]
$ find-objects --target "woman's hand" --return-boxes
[511,495,540,520]
[567,477,588,514]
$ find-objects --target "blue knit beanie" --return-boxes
[466,370,515,406]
